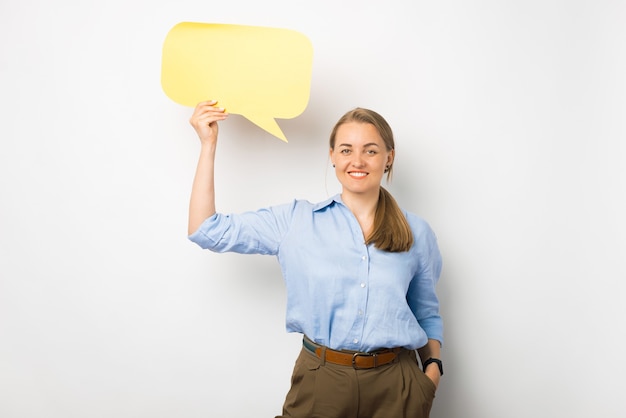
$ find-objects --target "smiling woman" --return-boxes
[187,102,444,418]
[329,108,414,252]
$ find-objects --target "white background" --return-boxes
[1,1,625,417]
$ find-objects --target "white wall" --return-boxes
[1,1,625,417]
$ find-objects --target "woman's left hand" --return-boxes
[424,366,440,390]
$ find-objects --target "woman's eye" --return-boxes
[367,150,378,155]
[340,149,351,154]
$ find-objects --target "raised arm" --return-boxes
[188,100,229,235]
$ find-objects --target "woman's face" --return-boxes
[330,121,394,198]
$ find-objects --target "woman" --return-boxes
[187,100,444,418]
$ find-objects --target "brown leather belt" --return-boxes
[302,336,403,369]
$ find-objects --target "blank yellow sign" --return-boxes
[161,22,314,142]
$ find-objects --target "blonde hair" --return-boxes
[329,108,414,252]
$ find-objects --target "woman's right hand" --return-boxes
[189,100,229,145]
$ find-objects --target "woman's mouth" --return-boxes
[348,171,368,178]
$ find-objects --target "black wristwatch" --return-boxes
[422,358,443,376]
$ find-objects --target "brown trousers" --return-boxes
[275,347,436,418]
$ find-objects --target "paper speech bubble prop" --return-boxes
[161,22,313,142]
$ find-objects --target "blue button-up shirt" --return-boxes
[189,194,443,352]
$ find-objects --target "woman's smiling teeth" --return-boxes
[349,171,368,178]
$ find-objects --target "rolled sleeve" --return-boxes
[188,202,296,255]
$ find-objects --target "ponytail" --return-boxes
[366,187,414,252]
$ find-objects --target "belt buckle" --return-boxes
[352,352,377,369]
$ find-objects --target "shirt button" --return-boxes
[353,338,359,344]
[358,310,363,316]
[361,255,367,261]
[360,283,366,288]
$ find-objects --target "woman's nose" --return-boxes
[351,153,365,167]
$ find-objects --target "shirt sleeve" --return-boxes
[188,201,297,256]
[406,216,444,345]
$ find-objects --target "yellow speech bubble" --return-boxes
[161,22,314,142]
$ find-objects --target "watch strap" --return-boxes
[422,357,443,376]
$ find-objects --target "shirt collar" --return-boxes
[312,194,344,212]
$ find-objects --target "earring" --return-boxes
[384,165,390,173]
[332,164,335,168]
